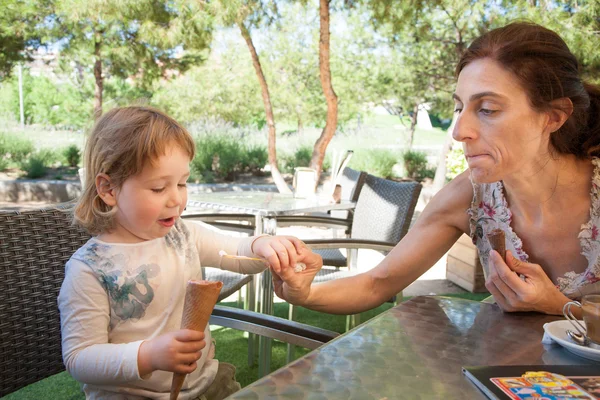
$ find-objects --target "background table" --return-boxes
[187,192,355,376]
[228,296,593,399]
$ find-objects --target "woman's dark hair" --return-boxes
[457,21,600,159]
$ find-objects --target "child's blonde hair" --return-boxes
[74,106,195,235]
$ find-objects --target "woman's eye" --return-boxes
[480,108,497,115]
[178,183,187,188]
[453,108,462,114]
[151,188,165,193]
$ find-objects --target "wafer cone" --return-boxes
[487,228,506,263]
[170,280,223,400]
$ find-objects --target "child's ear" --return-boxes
[96,173,117,207]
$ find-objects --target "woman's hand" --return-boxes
[138,329,206,376]
[271,242,323,305]
[485,250,568,315]
[252,235,306,272]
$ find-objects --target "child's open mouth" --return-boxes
[158,217,176,227]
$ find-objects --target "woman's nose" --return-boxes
[452,113,476,142]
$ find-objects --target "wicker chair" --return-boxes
[0,206,337,397]
[285,175,422,361]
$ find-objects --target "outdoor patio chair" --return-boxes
[0,205,338,397]
[285,174,422,361]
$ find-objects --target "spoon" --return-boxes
[567,329,590,347]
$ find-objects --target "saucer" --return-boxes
[543,320,600,362]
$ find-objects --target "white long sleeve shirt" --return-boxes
[58,219,265,399]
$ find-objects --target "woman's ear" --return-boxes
[96,173,117,207]
[546,97,573,133]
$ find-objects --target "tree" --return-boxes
[210,0,291,193]
[0,0,53,80]
[50,0,212,119]
[153,32,264,126]
[308,0,338,179]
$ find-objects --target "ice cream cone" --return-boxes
[170,280,223,400]
[487,228,506,263]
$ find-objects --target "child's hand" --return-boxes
[251,235,305,272]
[272,244,322,305]
[138,329,205,376]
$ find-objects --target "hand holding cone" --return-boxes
[170,280,223,400]
[487,228,506,263]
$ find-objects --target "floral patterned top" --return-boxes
[468,158,600,300]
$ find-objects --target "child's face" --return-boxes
[109,144,190,243]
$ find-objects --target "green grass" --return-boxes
[4,293,488,399]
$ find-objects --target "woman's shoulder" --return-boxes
[418,170,474,232]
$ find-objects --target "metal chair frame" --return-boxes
[0,206,337,397]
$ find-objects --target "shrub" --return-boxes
[446,145,468,180]
[348,149,398,179]
[279,145,314,174]
[20,149,60,179]
[403,150,427,180]
[244,145,268,174]
[63,145,81,167]
[192,134,245,181]
[0,133,35,166]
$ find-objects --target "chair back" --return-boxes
[351,175,422,245]
[330,167,367,220]
[339,167,368,202]
[0,206,90,396]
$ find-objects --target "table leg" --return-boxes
[258,216,277,378]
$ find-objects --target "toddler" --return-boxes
[58,106,316,399]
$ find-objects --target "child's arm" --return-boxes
[58,259,144,384]
[59,259,207,383]
[186,219,311,274]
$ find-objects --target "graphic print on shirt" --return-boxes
[75,242,161,327]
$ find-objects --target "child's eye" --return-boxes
[151,188,165,193]
[178,183,187,188]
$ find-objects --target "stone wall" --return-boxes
[0,180,279,203]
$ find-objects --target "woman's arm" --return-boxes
[274,171,474,315]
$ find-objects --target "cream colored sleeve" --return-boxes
[184,219,268,274]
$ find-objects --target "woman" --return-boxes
[271,21,600,317]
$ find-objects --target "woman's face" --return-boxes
[453,58,551,183]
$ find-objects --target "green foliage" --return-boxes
[0,133,35,168]
[446,145,468,181]
[403,150,435,181]
[62,145,81,167]
[192,134,244,182]
[152,38,264,127]
[0,0,51,80]
[245,144,268,175]
[22,156,46,178]
[0,71,92,129]
[348,149,399,179]
[279,145,313,174]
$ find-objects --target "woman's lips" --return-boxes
[466,154,489,161]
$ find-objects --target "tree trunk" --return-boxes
[408,103,419,149]
[309,0,338,181]
[296,106,303,135]
[238,22,290,194]
[93,30,103,120]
